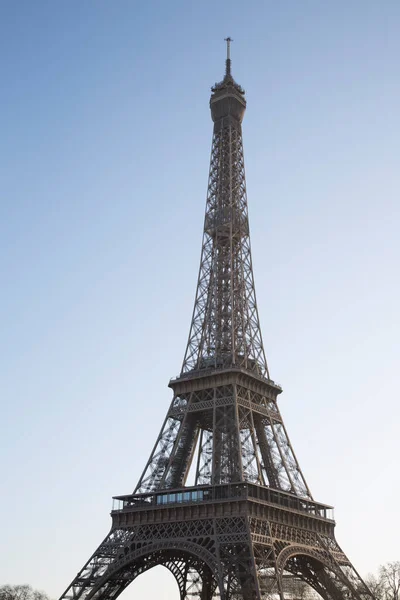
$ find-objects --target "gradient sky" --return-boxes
[1,2,399,598]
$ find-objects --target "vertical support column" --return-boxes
[253,414,279,488]
[233,384,244,482]
[200,568,214,600]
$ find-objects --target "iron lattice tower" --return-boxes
[59,41,373,600]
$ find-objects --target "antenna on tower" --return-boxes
[224,36,233,76]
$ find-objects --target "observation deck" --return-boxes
[169,365,282,405]
[112,482,335,534]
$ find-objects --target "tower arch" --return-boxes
[85,541,220,600]
[118,565,180,600]
[277,546,368,600]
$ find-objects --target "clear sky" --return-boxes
[1,1,399,598]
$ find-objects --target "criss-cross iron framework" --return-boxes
[59,43,374,600]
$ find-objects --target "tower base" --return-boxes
[60,484,371,600]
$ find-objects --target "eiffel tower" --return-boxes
[59,40,374,600]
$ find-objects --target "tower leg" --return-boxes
[199,569,213,600]
[282,552,369,600]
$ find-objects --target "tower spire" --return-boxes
[183,37,262,377]
[224,36,232,76]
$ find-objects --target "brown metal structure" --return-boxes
[59,41,373,600]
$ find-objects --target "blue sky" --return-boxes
[1,2,399,598]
